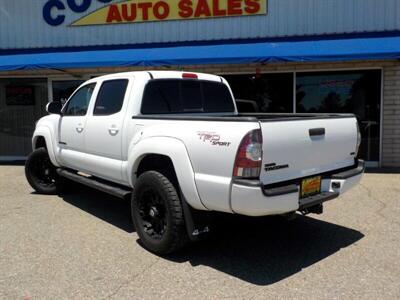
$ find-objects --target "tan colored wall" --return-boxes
[382,64,400,167]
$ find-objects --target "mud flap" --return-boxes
[180,193,211,242]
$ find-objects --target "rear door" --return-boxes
[58,83,96,170]
[259,116,358,185]
[83,78,130,182]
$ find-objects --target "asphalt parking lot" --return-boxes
[1,165,399,299]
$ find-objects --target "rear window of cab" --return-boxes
[141,79,235,114]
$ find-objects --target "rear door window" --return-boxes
[141,79,234,114]
[93,79,128,116]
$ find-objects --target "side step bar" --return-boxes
[57,168,132,200]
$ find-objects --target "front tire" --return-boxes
[25,147,59,195]
[131,171,188,255]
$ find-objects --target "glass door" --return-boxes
[296,70,382,162]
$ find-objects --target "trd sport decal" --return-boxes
[197,132,231,147]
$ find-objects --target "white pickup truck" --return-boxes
[25,71,364,254]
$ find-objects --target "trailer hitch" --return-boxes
[300,203,324,215]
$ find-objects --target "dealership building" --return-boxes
[1,0,400,167]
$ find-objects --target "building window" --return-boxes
[52,80,84,105]
[224,73,294,113]
[0,78,48,157]
[296,70,382,161]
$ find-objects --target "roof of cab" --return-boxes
[88,70,222,83]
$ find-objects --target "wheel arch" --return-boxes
[127,137,207,211]
[136,154,177,183]
[32,127,60,167]
[33,136,47,150]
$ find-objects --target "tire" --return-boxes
[25,147,61,195]
[131,171,188,255]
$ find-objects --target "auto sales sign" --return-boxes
[43,0,267,26]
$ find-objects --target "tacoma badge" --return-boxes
[264,163,289,172]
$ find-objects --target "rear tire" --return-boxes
[25,147,61,195]
[131,171,188,255]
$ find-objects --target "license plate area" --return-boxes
[300,176,321,199]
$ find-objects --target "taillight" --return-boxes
[233,129,263,178]
[355,121,362,157]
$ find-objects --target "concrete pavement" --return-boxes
[0,166,399,299]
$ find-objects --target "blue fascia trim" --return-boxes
[1,30,400,56]
[1,34,400,71]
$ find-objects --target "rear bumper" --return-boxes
[230,160,365,217]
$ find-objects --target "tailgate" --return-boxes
[259,116,358,185]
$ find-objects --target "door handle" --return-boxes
[309,128,325,137]
[108,125,119,136]
[76,123,84,133]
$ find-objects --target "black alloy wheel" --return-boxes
[138,188,168,240]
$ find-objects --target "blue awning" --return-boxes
[1,35,400,71]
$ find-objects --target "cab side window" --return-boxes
[63,83,96,116]
[93,79,128,116]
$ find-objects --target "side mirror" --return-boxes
[46,101,63,115]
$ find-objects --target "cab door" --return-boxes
[83,79,130,182]
[58,83,96,170]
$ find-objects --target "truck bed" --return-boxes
[134,112,358,185]
[133,113,355,122]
